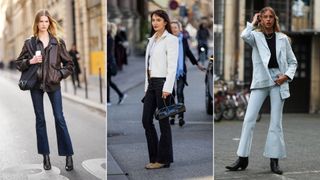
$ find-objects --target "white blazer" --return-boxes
[144,30,179,93]
[241,22,298,99]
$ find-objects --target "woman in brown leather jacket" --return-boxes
[16,9,74,171]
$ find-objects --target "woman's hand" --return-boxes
[275,74,289,85]
[197,64,206,71]
[252,13,260,26]
[162,92,171,99]
[29,55,43,64]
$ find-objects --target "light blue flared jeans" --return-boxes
[237,68,286,159]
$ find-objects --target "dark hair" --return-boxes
[150,9,172,36]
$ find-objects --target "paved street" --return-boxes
[107,56,213,180]
[0,73,105,179]
[215,114,320,180]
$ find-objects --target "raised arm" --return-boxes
[241,13,260,47]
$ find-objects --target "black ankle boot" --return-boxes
[270,158,283,175]
[65,156,73,171]
[225,157,248,171]
[169,117,175,125]
[178,118,185,127]
[43,154,51,170]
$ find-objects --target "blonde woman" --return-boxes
[226,7,297,174]
[16,9,74,171]
[170,20,205,126]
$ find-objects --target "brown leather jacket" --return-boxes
[16,35,74,92]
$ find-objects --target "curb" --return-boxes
[107,150,129,180]
[61,92,106,113]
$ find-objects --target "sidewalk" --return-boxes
[215,113,320,179]
[107,55,145,104]
[0,55,145,179]
[107,55,144,180]
[107,54,213,179]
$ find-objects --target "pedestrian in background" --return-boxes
[181,23,190,40]
[69,43,81,88]
[16,9,74,171]
[225,7,297,175]
[114,24,128,70]
[196,22,210,64]
[142,9,178,169]
[107,22,127,106]
[170,20,206,126]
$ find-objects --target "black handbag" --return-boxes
[18,36,39,91]
[18,64,39,90]
[155,97,186,120]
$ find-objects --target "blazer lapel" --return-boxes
[276,33,280,61]
[257,32,269,50]
[255,32,270,65]
[145,36,155,64]
[275,33,286,71]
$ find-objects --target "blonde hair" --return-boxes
[170,20,182,31]
[107,22,117,38]
[256,7,281,33]
[32,9,62,43]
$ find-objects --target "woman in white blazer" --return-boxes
[226,7,297,174]
[142,9,179,169]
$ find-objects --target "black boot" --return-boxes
[270,158,283,175]
[225,157,248,171]
[65,156,73,171]
[169,117,175,125]
[43,154,51,170]
[178,118,185,127]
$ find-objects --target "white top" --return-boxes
[144,30,179,93]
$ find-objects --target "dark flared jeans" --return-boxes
[30,88,74,156]
[142,78,173,164]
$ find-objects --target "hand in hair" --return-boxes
[252,13,261,26]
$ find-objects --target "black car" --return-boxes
[205,56,213,115]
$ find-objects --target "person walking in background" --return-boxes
[225,7,297,175]
[15,9,75,171]
[107,22,127,106]
[196,23,210,65]
[181,23,190,40]
[142,9,178,169]
[68,43,81,88]
[170,20,206,126]
[114,24,128,70]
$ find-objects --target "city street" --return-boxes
[107,57,213,180]
[0,73,105,179]
[215,114,320,180]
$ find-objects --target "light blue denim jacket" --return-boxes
[241,22,298,99]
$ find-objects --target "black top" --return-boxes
[265,33,279,68]
[107,33,114,60]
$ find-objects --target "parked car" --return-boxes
[205,55,213,115]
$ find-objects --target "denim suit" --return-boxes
[236,22,297,159]
[241,22,297,99]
